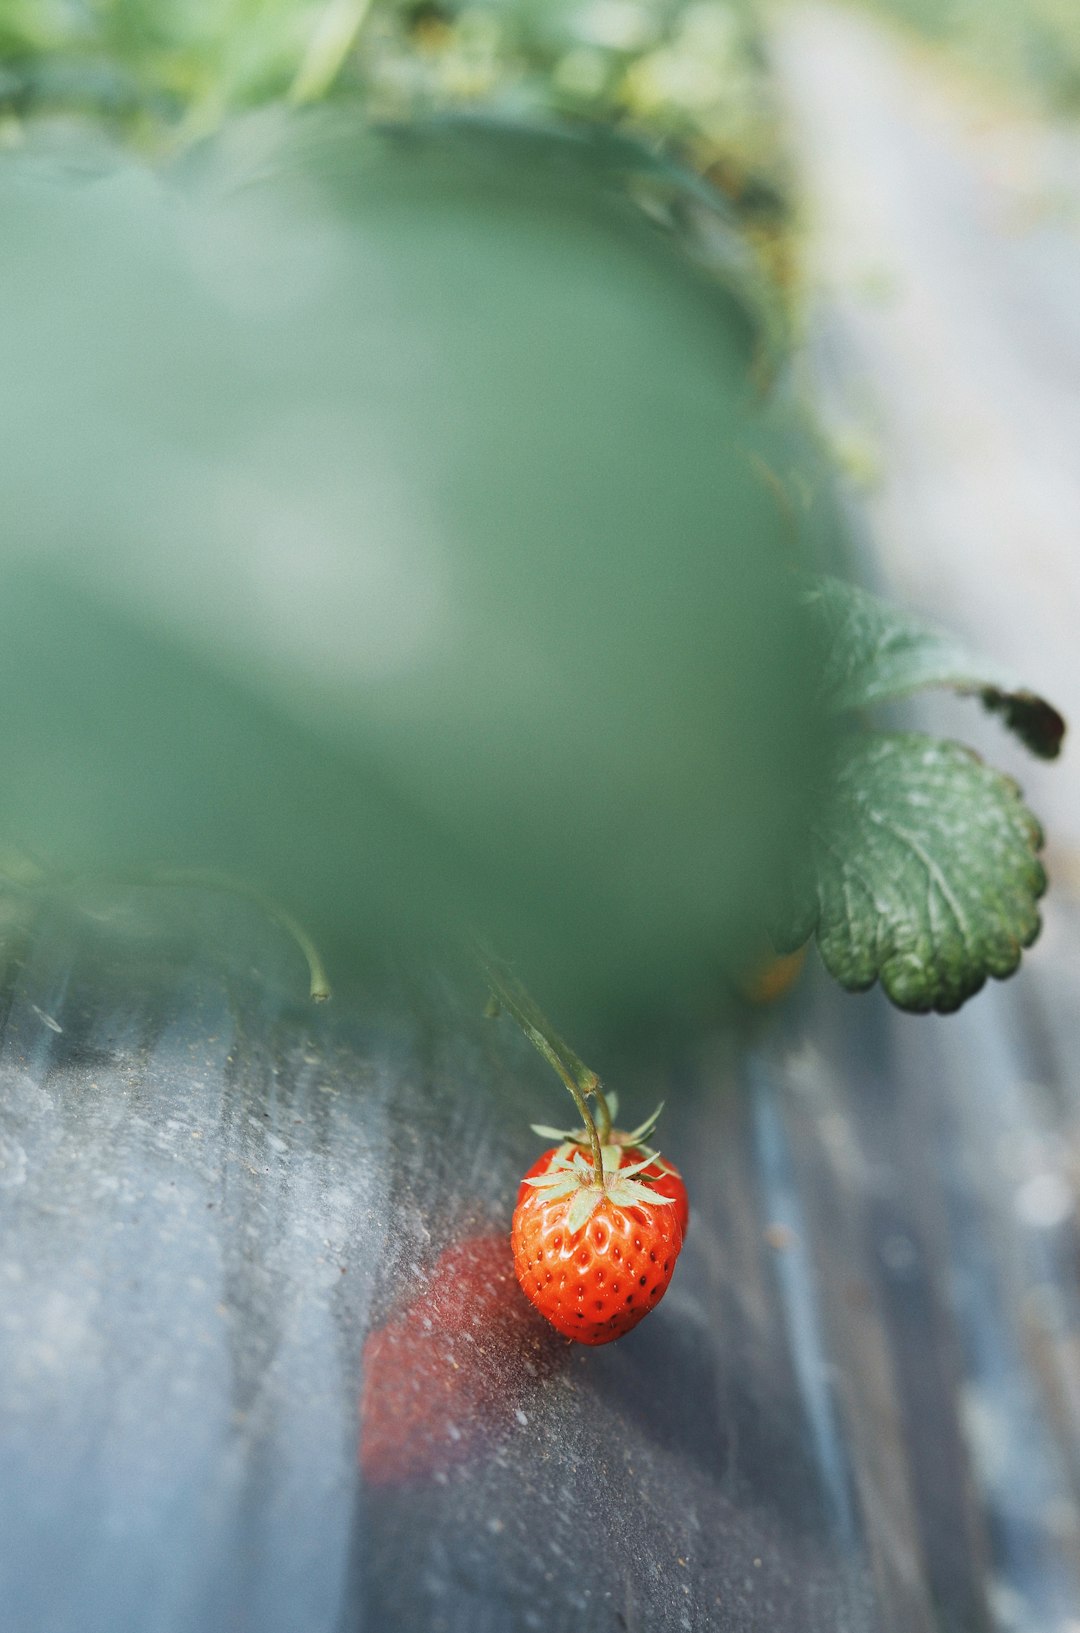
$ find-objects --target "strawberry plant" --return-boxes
[4,0,1064,1025]
[0,0,1067,1351]
[781,576,1065,1013]
[478,948,686,1343]
[474,564,1067,1344]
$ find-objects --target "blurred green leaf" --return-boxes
[0,118,828,1013]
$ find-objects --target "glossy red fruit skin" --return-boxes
[511,1183,683,1345]
[517,1143,689,1239]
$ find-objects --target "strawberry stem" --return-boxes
[475,943,607,1184]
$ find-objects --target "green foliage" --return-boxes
[0,3,796,398]
[0,0,787,207]
[358,1,783,198]
[782,579,1063,1014]
[1,5,1066,1025]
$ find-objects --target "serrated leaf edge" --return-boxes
[795,729,1050,1014]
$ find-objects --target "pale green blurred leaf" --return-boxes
[0,118,828,1011]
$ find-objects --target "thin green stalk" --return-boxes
[115,866,331,1002]
[474,942,610,1181]
[288,0,374,105]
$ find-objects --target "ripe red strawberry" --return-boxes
[512,1147,683,1344]
[360,1233,561,1485]
[520,1099,689,1238]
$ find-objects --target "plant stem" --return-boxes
[288,0,374,105]
[474,943,607,1182]
[113,866,332,1002]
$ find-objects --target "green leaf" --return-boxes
[780,732,1047,1013]
[805,577,1065,759]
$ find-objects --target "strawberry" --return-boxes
[360,1233,561,1485]
[512,1146,683,1345]
[521,1097,689,1238]
[478,952,686,1340]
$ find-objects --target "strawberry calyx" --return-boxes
[529,1098,669,1167]
[520,1143,675,1237]
[531,1094,661,1145]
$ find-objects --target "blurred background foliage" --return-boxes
[0,0,793,282]
[2,0,1075,327]
[865,0,1080,115]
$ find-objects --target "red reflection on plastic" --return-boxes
[360,1232,563,1486]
